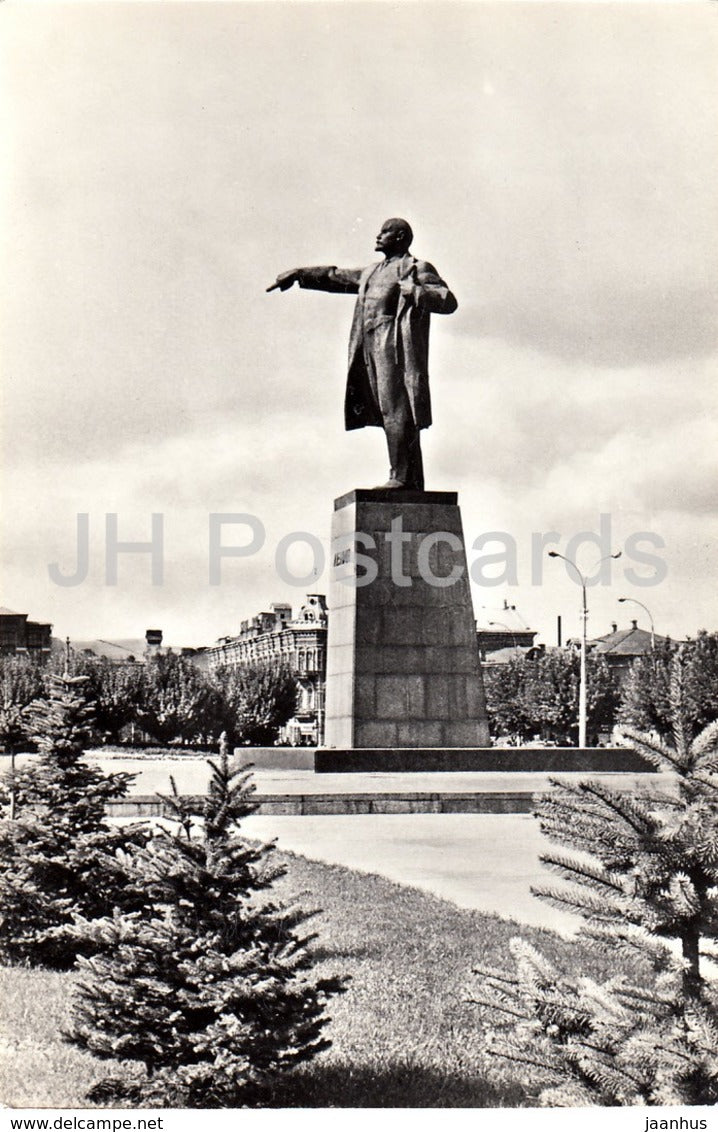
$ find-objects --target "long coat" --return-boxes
[296,254,457,432]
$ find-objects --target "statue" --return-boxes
[267,218,457,491]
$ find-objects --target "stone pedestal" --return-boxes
[324,489,490,749]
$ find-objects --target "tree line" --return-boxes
[1,631,717,752]
[481,630,718,746]
[0,651,298,751]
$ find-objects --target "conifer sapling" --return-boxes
[469,649,718,1106]
[67,735,344,1107]
[0,671,146,969]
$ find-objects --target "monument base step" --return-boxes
[107,791,538,817]
[314,746,653,774]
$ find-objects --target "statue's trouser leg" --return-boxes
[406,430,424,491]
[364,324,425,491]
[382,419,424,490]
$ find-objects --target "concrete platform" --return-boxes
[98,761,667,817]
[2,753,666,818]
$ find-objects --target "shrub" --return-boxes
[66,657,148,744]
[619,630,718,739]
[0,671,147,969]
[139,653,222,746]
[469,649,718,1106]
[484,650,617,745]
[67,737,344,1107]
[0,653,46,752]
[211,663,297,746]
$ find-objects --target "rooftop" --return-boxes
[591,622,670,656]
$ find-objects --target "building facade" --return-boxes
[476,626,539,665]
[204,595,328,746]
[0,607,53,658]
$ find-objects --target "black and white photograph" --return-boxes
[1,1,717,1125]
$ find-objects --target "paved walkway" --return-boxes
[244,811,582,936]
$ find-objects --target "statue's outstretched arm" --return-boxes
[267,266,361,295]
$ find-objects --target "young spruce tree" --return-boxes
[469,649,718,1106]
[0,671,146,969]
[67,736,344,1107]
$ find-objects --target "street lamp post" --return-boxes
[618,597,656,651]
[548,549,622,748]
[316,674,325,747]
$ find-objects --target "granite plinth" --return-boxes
[334,488,458,509]
[324,489,490,749]
[314,746,655,774]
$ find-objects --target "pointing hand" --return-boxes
[266,270,299,293]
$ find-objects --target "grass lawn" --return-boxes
[0,849,635,1109]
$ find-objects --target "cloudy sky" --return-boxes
[2,1,716,648]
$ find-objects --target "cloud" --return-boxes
[458,284,718,367]
[427,334,716,498]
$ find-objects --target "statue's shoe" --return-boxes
[373,479,407,489]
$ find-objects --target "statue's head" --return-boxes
[375,217,413,256]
